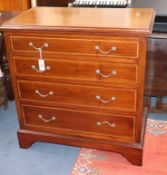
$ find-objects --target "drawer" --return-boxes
[18,81,137,112]
[10,36,139,58]
[14,57,138,85]
[22,104,135,140]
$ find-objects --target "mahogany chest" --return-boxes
[1,7,155,166]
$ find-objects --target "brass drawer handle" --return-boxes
[95,45,117,55]
[96,95,116,103]
[28,42,49,50]
[31,65,51,73]
[38,114,56,123]
[97,121,116,128]
[29,42,48,59]
[96,69,117,78]
[35,90,54,97]
[29,42,48,50]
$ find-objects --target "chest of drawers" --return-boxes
[1,7,155,166]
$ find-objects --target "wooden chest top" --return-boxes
[1,7,155,36]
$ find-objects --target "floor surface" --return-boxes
[0,102,80,175]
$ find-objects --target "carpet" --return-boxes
[71,118,167,175]
[0,102,80,175]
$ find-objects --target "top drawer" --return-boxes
[10,36,139,58]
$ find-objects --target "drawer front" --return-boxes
[22,105,135,140]
[18,81,137,112]
[98,62,137,84]
[14,57,138,85]
[11,36,139,58]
